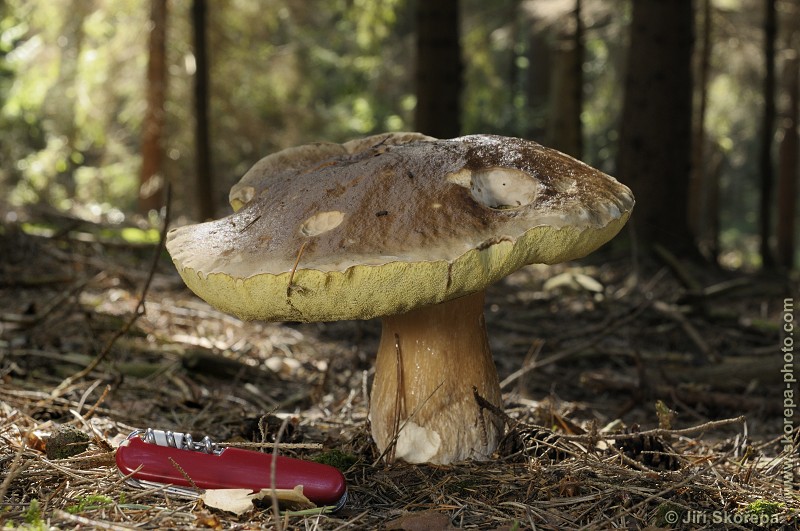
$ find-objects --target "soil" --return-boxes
[0,213,797,530]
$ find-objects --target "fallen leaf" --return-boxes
[251,485,315,510]
[201,485,314,515]
[201,489,255,515]
[25,430,47,453]
[193,508,223,529]
[385,510,457,530]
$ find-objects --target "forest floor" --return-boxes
[0,209,798,530]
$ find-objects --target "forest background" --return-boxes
[1,1,798,528]
[1,0,798,273]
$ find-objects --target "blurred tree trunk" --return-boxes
[689,0,717,260]
[706,147,723,260]
[525,17,551,141]
[415,0,461,138]
[546,0,583,158]
[192,0,214,220]
[758,0,777,268]
[776,55,799,270]
[48,0,92,201]
[616,0,695,256]
[139,0,168,215]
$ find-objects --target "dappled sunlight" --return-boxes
[1,0,798,528]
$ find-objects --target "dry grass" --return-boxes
[1,218,798,530]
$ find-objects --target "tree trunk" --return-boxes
[758,0,777,269]
[706,147,723,260]
[776,55,799,269]
[546,0,583,158]
[47,0,92,201]
[192,0,214,220]
[525,16,552,141]
[616,0,695,256]
[139,0,168,215]
[415,0,461,139]
[688,0,714,259]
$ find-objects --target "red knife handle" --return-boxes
[116,437,347,506]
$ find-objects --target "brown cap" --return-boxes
[166,133,634,322]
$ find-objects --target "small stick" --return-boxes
[0,438,28,503]
[219,442,322,451]
[0,274,98,328]
[652,242,702,292]
[473,388,511,450]
[576,450,736,531]
[561,415,746,442]
[270,415,292,531]
[51,185,172,397]
[473,386,514,427]
[169,457,199,491]
[499,340,544,390]
[286,242,308,297]
[500,300,651,389]
[388,333,405,463]
[75,380,104,416]
[653,300,719,362]
[373,381,444,466]
[238,214,261,233]
[53,510,136,531]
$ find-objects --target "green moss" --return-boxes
[23,499,41,525]
[653,502,684,527]
[745,499,783,516]
[14,499,48,530]
[311,449,357,471]
[45,425,90,459]
[66,494,114,514]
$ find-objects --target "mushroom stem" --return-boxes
[370,290,504,464]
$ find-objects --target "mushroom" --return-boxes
[166,133,634,464]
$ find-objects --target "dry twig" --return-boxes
[51,186,172,396]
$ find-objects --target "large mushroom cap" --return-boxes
[167,133,634,322]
